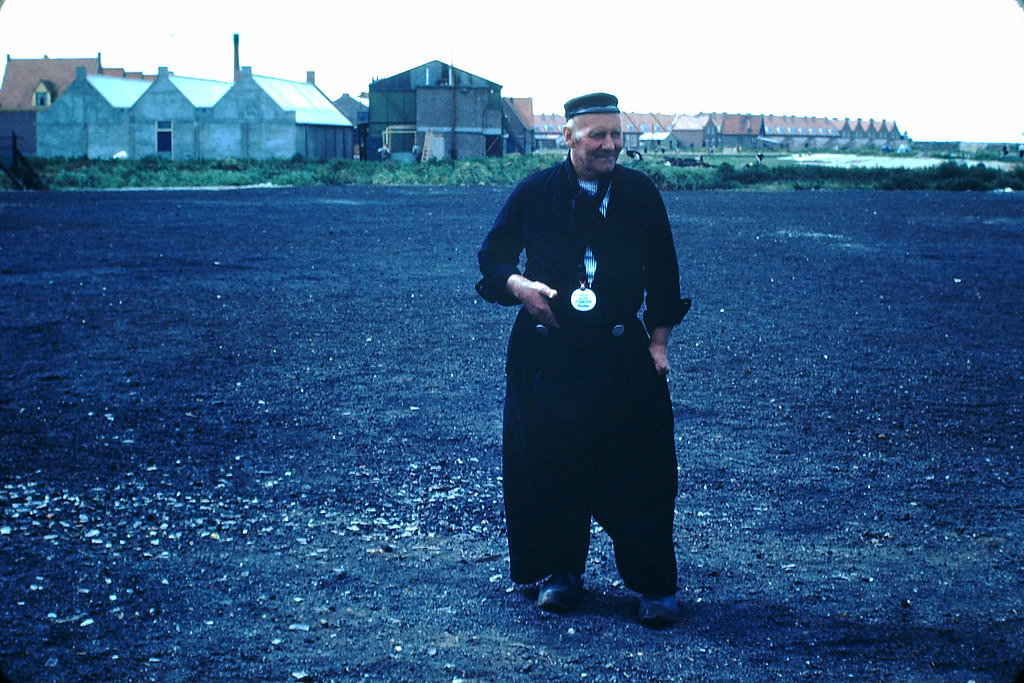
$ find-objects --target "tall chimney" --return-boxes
[233,34,241,83]
[306,71,315,85]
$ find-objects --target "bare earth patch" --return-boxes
[1,186,1022,682]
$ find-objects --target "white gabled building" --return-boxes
[130,68,232,159]
[209,67,352,160]
[37,71,150,158]
[37,65,353,160]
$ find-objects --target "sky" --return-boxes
[1,0,1022,143]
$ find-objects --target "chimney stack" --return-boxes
[233,34,241,83]
[306,71,316,85]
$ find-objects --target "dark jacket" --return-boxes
[477,157,688,332]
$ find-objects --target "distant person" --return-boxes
[477,92,690,626]
[412,144,422,162]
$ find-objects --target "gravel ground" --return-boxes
[1,185,1023,682]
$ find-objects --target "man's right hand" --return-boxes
[506,274,560,328]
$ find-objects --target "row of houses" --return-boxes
[712,113,904,151]
[1,49,907,163]
[525,111,905,153]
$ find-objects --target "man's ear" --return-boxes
[562,126,575,148]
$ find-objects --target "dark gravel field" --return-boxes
[1,185,1022,682]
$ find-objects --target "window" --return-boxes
[35,91,50,107]
[157,121,173,156]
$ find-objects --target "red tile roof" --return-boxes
[505,97,535,128]
[762,115,844,137]
[706,113,764,136]
[0,56,155,110]
[533,113,566,136]
[620,112,675,134]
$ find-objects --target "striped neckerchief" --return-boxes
[575,179,609,288]
[577,178,610,217]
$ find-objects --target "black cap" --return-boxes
[564,92,619,120]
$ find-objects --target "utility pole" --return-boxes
[449,62,457,162]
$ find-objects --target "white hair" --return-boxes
[563,116,579,139]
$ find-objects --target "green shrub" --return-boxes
[17,153,1024,192]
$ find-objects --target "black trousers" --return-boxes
[501,311,679,597]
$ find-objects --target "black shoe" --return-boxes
[536,573,582,612]
[638,594,679,626]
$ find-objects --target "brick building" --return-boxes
[367,60,503,161]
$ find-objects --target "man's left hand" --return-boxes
[648,326,672,376]
[648,343,670,376]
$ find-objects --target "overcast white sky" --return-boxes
[2,0,1022,142]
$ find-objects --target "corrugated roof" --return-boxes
[253,75,352,126]
[87,75,152,108]
[168,75,232,108]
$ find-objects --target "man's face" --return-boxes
[564,112,623,180]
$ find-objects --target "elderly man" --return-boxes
[476,93,690,625]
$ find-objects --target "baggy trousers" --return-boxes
[501,311,679,597]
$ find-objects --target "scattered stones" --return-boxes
[2,188,1022,682]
